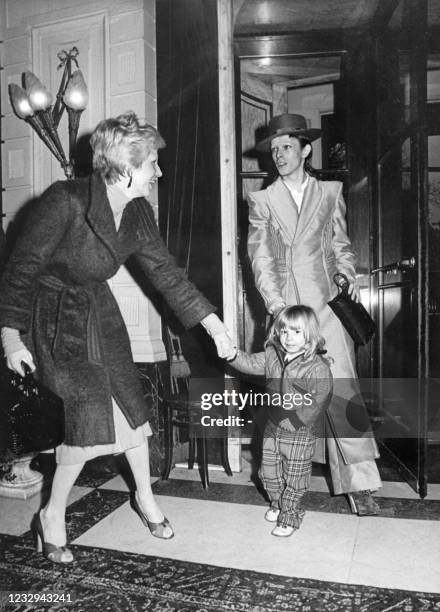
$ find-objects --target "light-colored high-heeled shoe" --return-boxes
[33,513,74,563]
[133,492,174,539]
[347,490,380,516]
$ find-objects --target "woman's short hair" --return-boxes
[268,304,326,360]
[90,111,165,184]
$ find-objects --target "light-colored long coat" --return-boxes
[247,175,379,464]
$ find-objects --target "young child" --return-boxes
[228,305,333,537]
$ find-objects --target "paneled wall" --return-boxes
[0,0,166,362]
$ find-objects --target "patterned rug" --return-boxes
[1,533,439,612]
[2,455,439,611]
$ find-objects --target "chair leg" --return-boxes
[161,402,173,481]
[220,434,232,476]
[188,437,196,469]
[197,435,209,488]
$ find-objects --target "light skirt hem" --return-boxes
[56,398,152,465]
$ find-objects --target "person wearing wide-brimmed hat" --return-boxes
[247,113,382,515]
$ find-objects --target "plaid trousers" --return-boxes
[259,420,316,528]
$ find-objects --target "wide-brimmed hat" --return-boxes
[256,113,322,152]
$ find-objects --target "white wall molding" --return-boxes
[1,0,165,364]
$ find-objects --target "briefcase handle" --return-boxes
[333,273,350,295]
[11,362,38,398]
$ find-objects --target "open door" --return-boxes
[233,2,432,487]
[371,0,429,497]
[234,47,348,449]
[235,48,348,356]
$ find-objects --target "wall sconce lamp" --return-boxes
[8,47,88,179]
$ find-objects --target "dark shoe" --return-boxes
[33,513,74,563]
[347,490,380,516]
[133,493,174,539]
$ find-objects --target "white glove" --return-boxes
[201,313,237,360]
[1,327,36,376]
[212,331,237,360]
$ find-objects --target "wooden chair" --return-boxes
[161,379,232,488]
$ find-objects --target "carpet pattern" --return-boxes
[18,489,130,543]
[2,453,440,611]
[1,534,439,612]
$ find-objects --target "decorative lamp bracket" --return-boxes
[8,47,87,180]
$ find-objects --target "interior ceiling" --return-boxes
[234,0,381,33]
[236,1,440,89]
[233,0,440,34]
[241,56,341,87]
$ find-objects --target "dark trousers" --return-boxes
[259,420,316,528]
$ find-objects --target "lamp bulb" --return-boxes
[9,84,34,118]
[63,70,88,111]
[24,71,53,111]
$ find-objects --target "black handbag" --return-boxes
[327,273,376,345]
[0,364,65,457]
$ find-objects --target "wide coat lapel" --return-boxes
[293,176,323,243]
[266,177,298,245]
[86,173,120,268]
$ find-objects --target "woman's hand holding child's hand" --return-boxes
[213,331,237,360]
[200,313,237,360]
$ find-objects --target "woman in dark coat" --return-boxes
[0,111,235,563]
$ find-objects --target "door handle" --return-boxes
[371,256,415,275]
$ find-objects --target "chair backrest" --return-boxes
[164,326,190,394]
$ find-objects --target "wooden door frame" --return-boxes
[217,0,241,471]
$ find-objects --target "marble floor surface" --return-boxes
[1,454,440,604]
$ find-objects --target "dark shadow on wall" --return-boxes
[72,132,94,178]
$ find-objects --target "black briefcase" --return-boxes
[0,364,64,457]
[327,273,376,346]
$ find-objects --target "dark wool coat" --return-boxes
[231,343,333,462]
[0,173,215,446]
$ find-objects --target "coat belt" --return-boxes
[39,275,103,365]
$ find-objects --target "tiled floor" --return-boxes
[1,454,440,606]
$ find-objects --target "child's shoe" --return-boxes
[264,507,280,523]
[271,524,296,537]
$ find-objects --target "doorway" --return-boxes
[233,0,436,496]
[236,52,347,355]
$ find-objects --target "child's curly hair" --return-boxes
[267,305,327,361]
